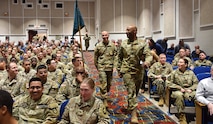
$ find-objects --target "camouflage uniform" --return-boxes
[18,69,36,84]
[58,95,110,124]
[167,69,198,113]
[0,70,7,79]
[94,41,117,99]
[43,78,59,98]
[148,62,173,96]
[117,39,152,110]
[13,94,59,124]
[194,59,212,67]
[172,56,193,68]
[48,69,64,85]
[0,76,26,98]
[56,78,80,104]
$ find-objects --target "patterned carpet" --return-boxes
[83,52,176,124]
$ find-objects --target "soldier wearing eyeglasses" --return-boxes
[13,77,59,123]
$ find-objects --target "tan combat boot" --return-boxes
[179,113,187,124]
[158,97,164,107]
[131,109,139,124]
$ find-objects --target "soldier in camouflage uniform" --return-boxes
[58,78,110,124]
[148,53,173,107]
[83,33,91,51]
[172,48,194,69]
[46,59,64,85]
[13,77,59,124]
[0,57,7,79]
[36,65,59,98]
[194,51,212,67]
[117,25,152,123]
[56,66,88,104]
[94,31,117,107]
[18,59,36,89]
[0,62,26,98]
[167,58,198,124]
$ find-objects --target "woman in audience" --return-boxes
[167,58,198,124]
[58,78,110,124]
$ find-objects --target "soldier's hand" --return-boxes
[208,103,213,116]
[76,74,83,83]
[118,72,123,78]
[186,89,192,93]
[180,88,185,92]
[142,62,149,69]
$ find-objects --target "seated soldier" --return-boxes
[58,78,110,124]
[172,48,194,70]
[36,65,59,98]
[13,77,59,123]
[194,51,212,67]
[46,59,64,85]
[56,66,88,104]
[0,62,26,98]
[167,58,198,124]
[148,53,173,107]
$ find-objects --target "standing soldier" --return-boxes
[117,25,152,123]
[94,31,117,107]
[148,53,173,107]
[83,33,91,51]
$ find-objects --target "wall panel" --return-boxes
[143,0,151,37]
[200,0,213,27]
[152,0,160,32]
[179,0,193,38]
[100,0,114,31]
[51,18,63,35]
[0,18,9,34]
[164,0,175,37]
[10,18,24,34]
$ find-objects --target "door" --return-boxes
[28,30,38,42]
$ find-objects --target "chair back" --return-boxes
[58,99,69,121]
[193,66,211,75]
[196,72,211,81]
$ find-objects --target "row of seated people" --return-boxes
[147,52,213,124]
[0,59,110,123]
[166,48,212,68]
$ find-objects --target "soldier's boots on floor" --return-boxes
[158,97,164,107]
[179,113,187,124]
[131,109,139,124]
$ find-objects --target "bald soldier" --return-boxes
[117,25,152,123]
[94,31,117,107]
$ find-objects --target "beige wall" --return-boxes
[1,0,213,54]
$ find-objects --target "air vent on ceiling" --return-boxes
[13,0,18,4]
[40,25,46,27]
[38,0,42,4]
[41,3,49,9]
[28,25,34,27]
[55,2,63,9]
[25,3,33,9]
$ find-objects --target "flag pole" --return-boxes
[78,25,85,68]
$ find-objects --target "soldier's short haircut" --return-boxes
[36,64,47,72]
[6,62,16,70]
[0,57,7,63]
[29,77,43,87]
[0,90,13,115]
[46,59,51,65]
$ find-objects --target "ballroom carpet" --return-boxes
[83,52,176,124]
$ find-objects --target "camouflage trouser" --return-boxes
[99,71,113,99]
[123,73,142,110]
[171,90,196,113]
[152,78,165,97]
